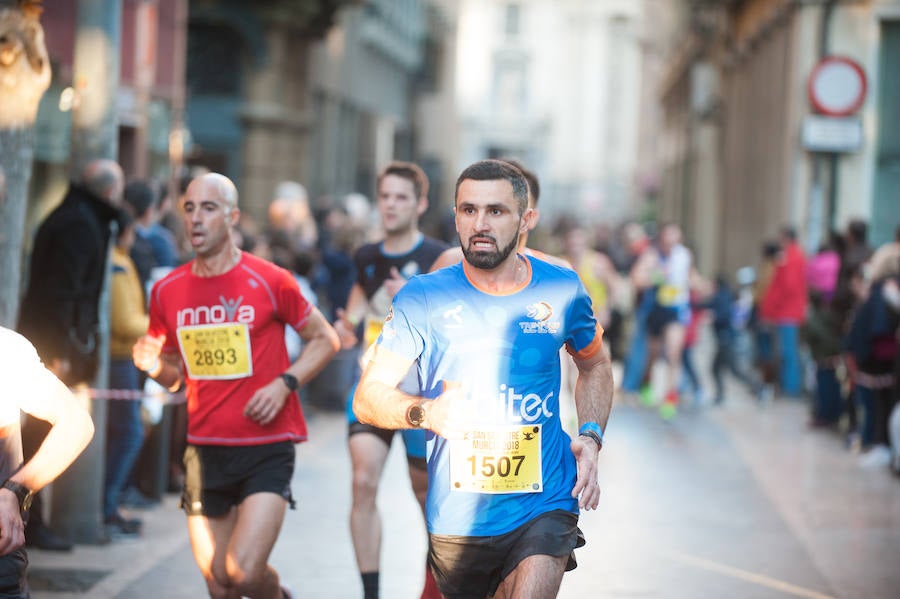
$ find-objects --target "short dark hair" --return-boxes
[123,180,156,217]
[377,161,429,200]
[847,219,868,243]
[781,225,797,241]
[179,173,194,195]
[455,159,529,215]
[501,158,540,206]
[116,207,134,240]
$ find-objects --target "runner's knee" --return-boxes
[225,559,269,596]
[352,465,380,504]
[203,569,232,599]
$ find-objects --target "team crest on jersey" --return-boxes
[442,304,463,329]
[519,301,559,334]
[526,302,553,321]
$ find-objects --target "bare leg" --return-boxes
[662,322,686,395]
[187,509,240,599]
[493,554,568,599]
[225,492,288,598]
[349,433,390,573]
[187,493,288,599]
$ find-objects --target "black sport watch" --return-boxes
[2,480,34,513]
[406,402,427,428]
[280,373,299,392]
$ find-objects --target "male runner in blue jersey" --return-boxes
[354,159,613,598]
[334,161,447,599]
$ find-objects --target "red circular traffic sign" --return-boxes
[808,56,867,117]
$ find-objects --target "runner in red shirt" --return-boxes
[133,173,339,599]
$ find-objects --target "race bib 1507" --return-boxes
[177,323,252,380]
[449,425,543,494]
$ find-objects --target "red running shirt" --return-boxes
[148,252,312,446]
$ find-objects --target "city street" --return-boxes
[27,382,900,598]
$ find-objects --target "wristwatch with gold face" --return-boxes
[406,402,426,428]
[2,480,34,513]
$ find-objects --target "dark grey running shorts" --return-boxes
[0,548,28,598]
[181,441,296,517]
[347,421,427,470]
[428,509,584,598]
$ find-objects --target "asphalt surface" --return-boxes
[27,373,900,598]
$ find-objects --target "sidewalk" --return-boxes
[26,378,900,598]
[28,409,427,598]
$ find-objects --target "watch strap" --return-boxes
[579,430,603,450]
[281,373,299,392]
[2,480,33,512]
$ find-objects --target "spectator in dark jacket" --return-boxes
[16,158,124,550]
[699,274,760,404]
[802,290,843,427]
[18,159,124,385]
[844,276,900,453]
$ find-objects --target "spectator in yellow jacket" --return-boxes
[105,210,149,538]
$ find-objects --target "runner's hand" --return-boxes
[0,491,25,556]
[334,308,359,349]
[425,383,475,440]
[132,335,164,373]
[383,267,407,299]
[570,436,601,510]
[244,378,291,426]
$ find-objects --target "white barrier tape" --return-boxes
[86,388,186,404]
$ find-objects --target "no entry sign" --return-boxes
[808,56,867,117]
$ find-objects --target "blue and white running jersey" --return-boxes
[377,255,602,536]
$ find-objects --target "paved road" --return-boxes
[27,386,900,598]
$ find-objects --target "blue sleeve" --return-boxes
[378,277,427,362]
[565,278,600,354]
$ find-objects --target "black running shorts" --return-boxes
[181,441,296,517]
[428,509,584,598]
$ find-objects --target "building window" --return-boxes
[505,3,520,37]
[187,23,243,96]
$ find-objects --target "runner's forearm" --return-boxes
[285,332,339,387]
[353,379,420,430]
[147,353,183,391]
[573,349,613,434]
[13,376,94,492]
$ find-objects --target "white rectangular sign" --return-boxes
[802,115,862,153]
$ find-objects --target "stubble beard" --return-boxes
[461,233,519,270]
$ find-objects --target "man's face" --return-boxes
[182,180,238,258]
[455,179,532,270]
[378,174,423,236]
[563,228,588,257]
[110,173,125,208]
[659,224,681,253]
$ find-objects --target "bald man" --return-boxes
[16,158,124,550]
[133,173,339,599]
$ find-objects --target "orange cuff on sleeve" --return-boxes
[566,323,604,360]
